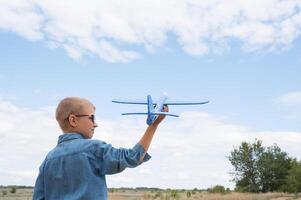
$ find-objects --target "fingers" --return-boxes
[163,105,169,112]
[152,106,169,126]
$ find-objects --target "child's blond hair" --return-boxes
[56,97,95,132]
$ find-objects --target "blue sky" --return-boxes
[1,31,301,131]
[1,0,301,189]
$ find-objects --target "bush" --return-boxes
[10,187,17,193]
[2,190,7,195]
[108,188,115,193]
[170,190,180,199]
[192,188,198,194]
[186,191,191,198]
[208,185,227,194]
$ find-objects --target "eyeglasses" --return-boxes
[74,114,95,124]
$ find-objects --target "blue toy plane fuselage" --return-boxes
[146,95,168,125]
[112,94,209,125]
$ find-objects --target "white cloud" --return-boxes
[1,100,301,189]
[0,0,44,41]
[8,170,37,179]
[0,100,59,186]
[0,0,301,62]
[277,91,301,106]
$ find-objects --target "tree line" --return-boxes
[228,139,301,193]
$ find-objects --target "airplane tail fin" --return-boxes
[147,95,153,115]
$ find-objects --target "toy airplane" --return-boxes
[112,95,209,125]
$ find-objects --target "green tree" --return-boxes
[229,139,293,192]
[228,139,264,192]
[257,145,292,192]
[282,159,301,193]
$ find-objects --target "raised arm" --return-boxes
[138,106,168,161]
[92,106,168,175]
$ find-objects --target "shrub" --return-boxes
[170,190,180,199]
[10,187,17,194]
[208,185,227,194]
[186,191,191,198]
[108,188,115,193]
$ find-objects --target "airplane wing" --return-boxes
[121,112,149,115]
[152,112,179,117]
[122,112,179,117]
[112,99,156,105]
[113,99,209,106]
[164,100,209,105]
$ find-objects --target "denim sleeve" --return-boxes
[92,141,151,175]
[32,162,45,200]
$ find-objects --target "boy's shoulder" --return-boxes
[44,138,108,161]
[89,139,107,145]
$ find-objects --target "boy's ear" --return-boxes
[68,114,78,127]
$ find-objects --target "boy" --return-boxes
[33,97,167,200]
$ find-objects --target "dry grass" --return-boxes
[190,192,300,200]
[0,188,32,200]
[1,188,301,200]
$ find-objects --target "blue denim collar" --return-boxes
[58,133,85,144]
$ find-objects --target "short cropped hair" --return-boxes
[56,97,95,132]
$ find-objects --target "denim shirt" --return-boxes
[33,133,151,200]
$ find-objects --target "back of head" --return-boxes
[56,97,95,132]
